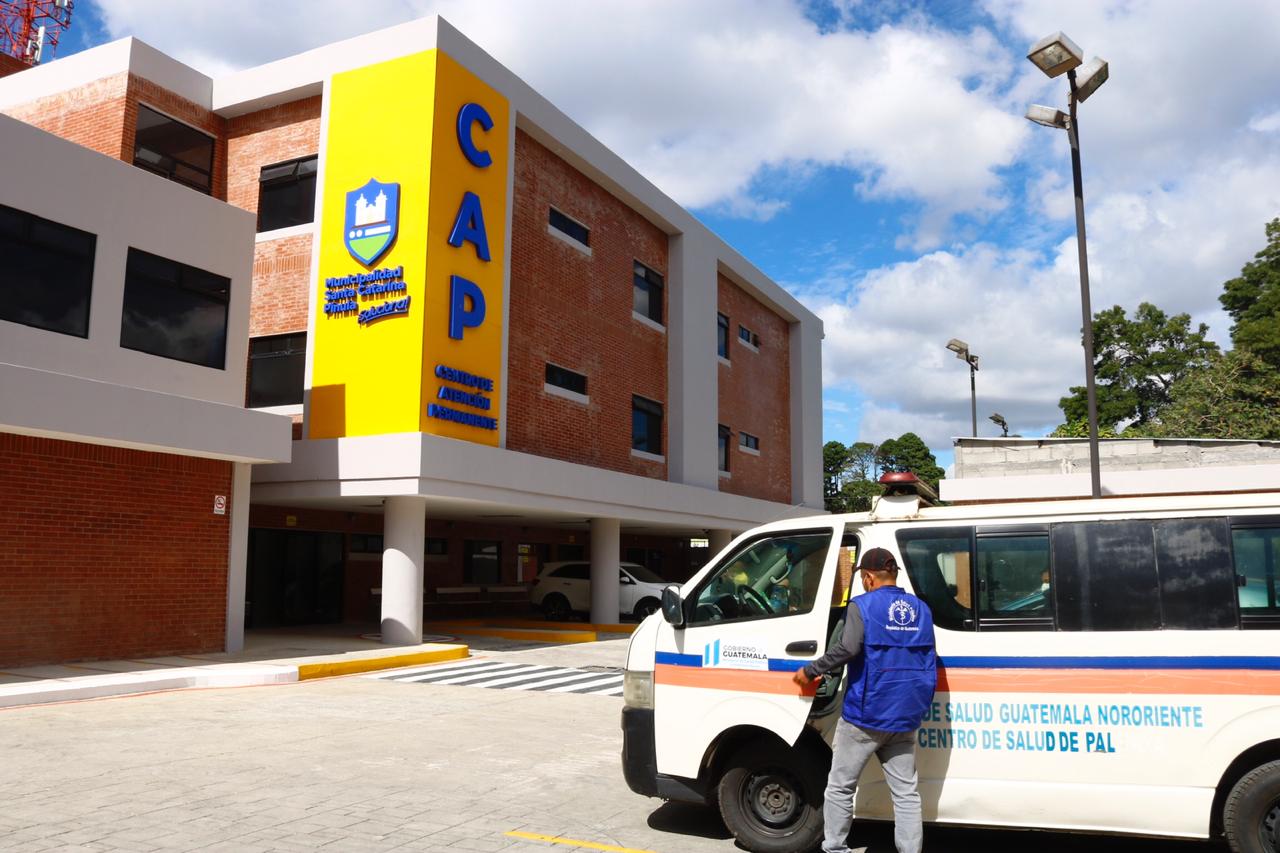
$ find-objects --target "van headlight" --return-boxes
[623,670,653,709]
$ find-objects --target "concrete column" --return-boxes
[224,462,252,654]
[790,316,824,508]
[667,232,719,490]
[708,528,734,560]
[381,495,427,645]
[590,517,622,624]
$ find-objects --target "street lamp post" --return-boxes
[946,338,980,437]
[1025,32,1109,500]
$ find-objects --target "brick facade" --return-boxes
[226,96,321,217]
[0,434,233,667]
[248,233,314,337]
[717,273,792,503]
[1,72,131,160]
[0,53,30,78]
[506,129,669,480]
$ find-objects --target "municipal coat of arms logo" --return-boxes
[344,178,400,266]
[888,598,917,626]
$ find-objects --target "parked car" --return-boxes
[531,561,667,621]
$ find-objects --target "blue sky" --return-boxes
[49,1,1280,471]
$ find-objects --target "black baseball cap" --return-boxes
[857,547,898,572]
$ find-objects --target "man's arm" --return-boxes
[799,606,863,680]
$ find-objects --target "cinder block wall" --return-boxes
[955,439,1280,479]
[0,434,232,667]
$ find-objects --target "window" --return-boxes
[557,544,586,562]
[257,155,318,232]
[426,538,448,556]
[132,105,215,195]
[464,540,501,584]
[1232,522,1280,628]
[350,534,383,554]
[550,563,589,580]
[120,248,230,369]
[545,363,587,396]
[718,425,731,473]
[632,395,663,456]
[717,313,730,359]
[0,202,95,338]
[897,528,975,630]
[739,324,760,348]
[740,432,760,452]
[1052,521,1160,632]
[1153,518,1237,630]
[976,532,1053,629]
[548,208,589,247]
[248,333,306,408]
[690,530,832,625]
[633,261,664,325]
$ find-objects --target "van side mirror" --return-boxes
[661,585,684,628]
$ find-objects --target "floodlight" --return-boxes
[946,338,969,357]
[1074,57,1110,103]
[1026,104,1069,129]
[1027,31,1083,78]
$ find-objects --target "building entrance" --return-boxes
[246,529,344,628]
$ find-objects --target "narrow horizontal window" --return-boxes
[545,363,587,396]
[548,208,589,246]
[0,202,95,338]
[739,432,760,451]
[738,324,760,347]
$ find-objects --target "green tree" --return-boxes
[823,440,851,512]
[877,432,945,492]
[840,478,885,513]
[1059,303,1218,431]
[1220,217,1280,368]
[1144,350,1280,440]
[1048,419,1119,439]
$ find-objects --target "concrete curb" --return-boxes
[0,643,472,708]
[296,645,470,680]
[0,663,298,709]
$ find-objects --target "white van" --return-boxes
[621,480,1280,853]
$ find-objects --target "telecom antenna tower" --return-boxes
[1,0,73,66]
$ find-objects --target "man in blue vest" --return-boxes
[792,547,936,853]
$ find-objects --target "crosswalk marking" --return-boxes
[369,658,623,697]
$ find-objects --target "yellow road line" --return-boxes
[503,830,655,853]
[296,645,469,680]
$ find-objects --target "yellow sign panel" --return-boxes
[309,49,509,445]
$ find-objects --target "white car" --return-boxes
[531,561,667,621]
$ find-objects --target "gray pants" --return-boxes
[822,718,922,853]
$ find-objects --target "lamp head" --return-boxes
[1027,31,1083,78]
[946,338,969,357]
[1026,104,1069,129]
[989,412,1009,437]
[1074,57,1109,103]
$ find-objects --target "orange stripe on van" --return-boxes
[654,664,815,696]
[937,667,1280,696]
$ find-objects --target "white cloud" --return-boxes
[91,0,1027,245]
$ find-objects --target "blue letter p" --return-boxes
[448,275,486,340]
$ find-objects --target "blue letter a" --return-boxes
[449,275,486,340]
[448,191,491,261]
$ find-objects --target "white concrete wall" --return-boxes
[954,438,1280,479]
[0,113,255,407]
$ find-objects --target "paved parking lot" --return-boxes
[0,640,1227,852]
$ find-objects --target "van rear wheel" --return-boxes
[718,741,824,853]
[1225,759,1280,853]
[542,593,571,621]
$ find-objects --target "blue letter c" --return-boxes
[457,102,494,169]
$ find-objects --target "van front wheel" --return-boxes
[718,741,824,853]
[1225,759,1280,853]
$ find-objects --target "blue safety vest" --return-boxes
[842,585,937,732]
